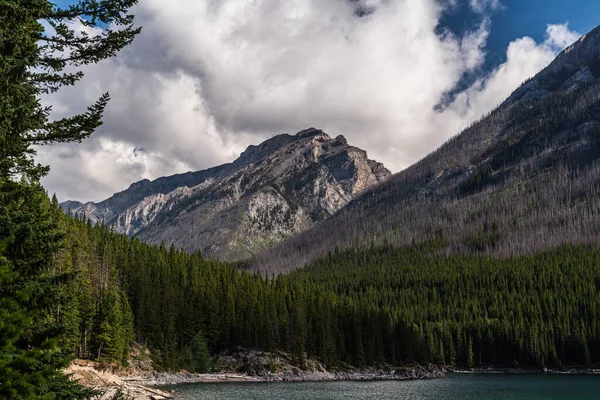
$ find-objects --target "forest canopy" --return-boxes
[48,218,600,371]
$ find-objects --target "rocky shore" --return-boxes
[65,359,175,399]
[67,349,445,399]
[146,365,446,386]
[68,350,600,399]
[146,348,445,386]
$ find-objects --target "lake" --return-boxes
[166,374,600,399]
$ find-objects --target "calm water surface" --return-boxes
[166,374,600,400]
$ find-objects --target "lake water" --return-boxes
[166,374,600,399]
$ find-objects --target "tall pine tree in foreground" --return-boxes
[0,0,139,397]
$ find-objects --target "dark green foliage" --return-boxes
[293,243,600,368]
[467,337,474,369]
[1,0,139,396]
[183,332,212,373]
[1,0,140,180]
[0,179,97,399]
[93,289,134,363]
[56,212,600,370]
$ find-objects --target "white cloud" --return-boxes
[446,23,581,123]
[546,23,581,49]
[36,1,581,203]
[469,0,501,13]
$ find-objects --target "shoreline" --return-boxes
[145,365,446,387]
[67,358,444,399]
[449,367,600,375]
[147,366,600,388]
[68,356,600,399]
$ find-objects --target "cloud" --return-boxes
[36,1,580,203]
[545,23,581,48]
[445,23,581,122]
[469,0,502,13]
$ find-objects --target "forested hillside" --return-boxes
[253,25,600,274]
[55,204,600,370]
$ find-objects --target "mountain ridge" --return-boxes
[251,24,600,274]
[62,128,390,261]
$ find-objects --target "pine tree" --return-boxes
[467,336,475,369]
[185,331,212,373]
[0,0,139,397]
[0,180,97,398]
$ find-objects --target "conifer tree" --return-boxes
[0,0,139,397]
[467,337,475,369]
[185,331,212,373]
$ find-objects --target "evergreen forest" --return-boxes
[50,209,600,371]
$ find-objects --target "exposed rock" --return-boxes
[65,360,174,400]
[211,348,445,382]
[144,348,445,386]
[62,129,390,261]
[67,349,444,398]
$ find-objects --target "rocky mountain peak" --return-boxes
[62,128,390,261]
[237,129,338,167]
[237,134,296,166]
[60,200,84,211]
[335,135,348,145]
[128,178,151,190]
[296,127,328,139]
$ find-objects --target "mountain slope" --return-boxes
[62,128,390,261]
[252,25,600,274]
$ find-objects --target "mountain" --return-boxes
[252,25,600,274]
[62,128,390,261]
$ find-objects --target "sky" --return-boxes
[39,0,596,202]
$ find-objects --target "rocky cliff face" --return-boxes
[62,128,390,261]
